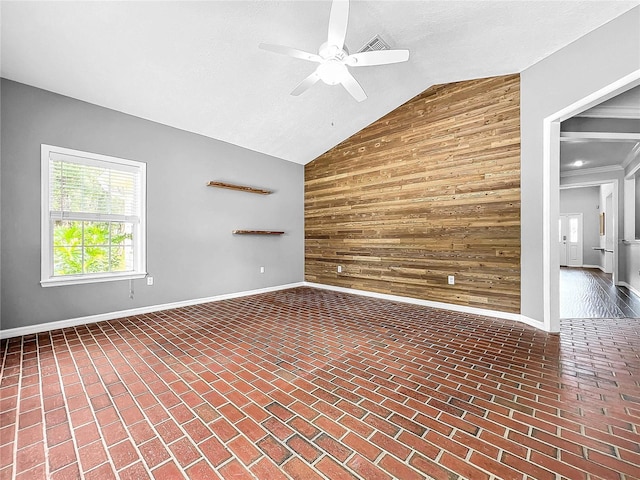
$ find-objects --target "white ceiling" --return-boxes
[2,1,639,165]
[561,86,640,174]
[560,140,639,173]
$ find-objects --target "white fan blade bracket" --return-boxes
[327,0,349,50]
[340,71,367,102]
[259,43,322,63]
[291,71,321,96]
[346,49,410,67]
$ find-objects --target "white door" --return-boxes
[560,214,583,267]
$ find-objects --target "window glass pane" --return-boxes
[53,220,82,247]
[51,162,63,212]
[84,246,109,273]
[52,220,135,276]
[49,157,139,216]
[569,217,578,243]
[54,247,82,275]
[110,246,134,272]
[84,222,110,246]
[110,222,133,246]
[124,246,134,271]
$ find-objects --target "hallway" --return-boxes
[560,267,640,318]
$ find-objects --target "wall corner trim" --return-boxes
[0,282,305,339]
[304,282,549,332]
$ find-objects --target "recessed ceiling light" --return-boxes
[573,160,584,167]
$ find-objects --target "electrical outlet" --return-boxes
[337,266,342,273]
[260,266,265,274]
[448,275,455,285]
[146,276,154,286]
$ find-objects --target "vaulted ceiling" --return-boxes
[2,1,638,165]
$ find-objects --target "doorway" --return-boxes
[557,182,625,318]
[544,70,640,331]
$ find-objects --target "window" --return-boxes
[569,217,578,243]
[41,145,146,286]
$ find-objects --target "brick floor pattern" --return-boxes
[1,287,639,480]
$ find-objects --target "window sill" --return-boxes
[41,272,147,287]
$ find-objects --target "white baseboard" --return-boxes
[0,282,305,340]
[303,282,546,331]
[562,264,607,272]
[619,281,640,298]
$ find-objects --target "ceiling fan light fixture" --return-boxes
[258,0,409,101]
[317,60,348,85]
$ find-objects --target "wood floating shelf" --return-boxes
[233,230,284,235]
[207,181,272,195]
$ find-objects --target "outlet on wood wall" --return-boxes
[305,74,521,314]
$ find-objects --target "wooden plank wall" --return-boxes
[305,74,521,313]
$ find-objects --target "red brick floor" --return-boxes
[1,287,639,479]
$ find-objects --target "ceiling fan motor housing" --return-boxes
[317,42,350,84]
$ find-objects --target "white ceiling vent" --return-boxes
[357,35,390,53]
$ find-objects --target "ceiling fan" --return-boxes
[259,0,409,102]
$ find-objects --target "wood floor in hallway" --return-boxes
[560,267,640,318]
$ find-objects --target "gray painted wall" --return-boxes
[1,79,304,331]
[559,187,601,267]
[624,243,640,294]
[520,6,640,324]
[636,175,640,238]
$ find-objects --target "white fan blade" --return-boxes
[340,71,366,102]
[346,49,410,67]
[259,43,321,62]
[291,71,321,96]
[327,0,349,50]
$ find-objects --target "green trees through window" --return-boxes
[53,221,133,275]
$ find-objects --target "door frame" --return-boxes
[543,70,639,333]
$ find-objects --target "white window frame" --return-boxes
[41,144,147,287]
